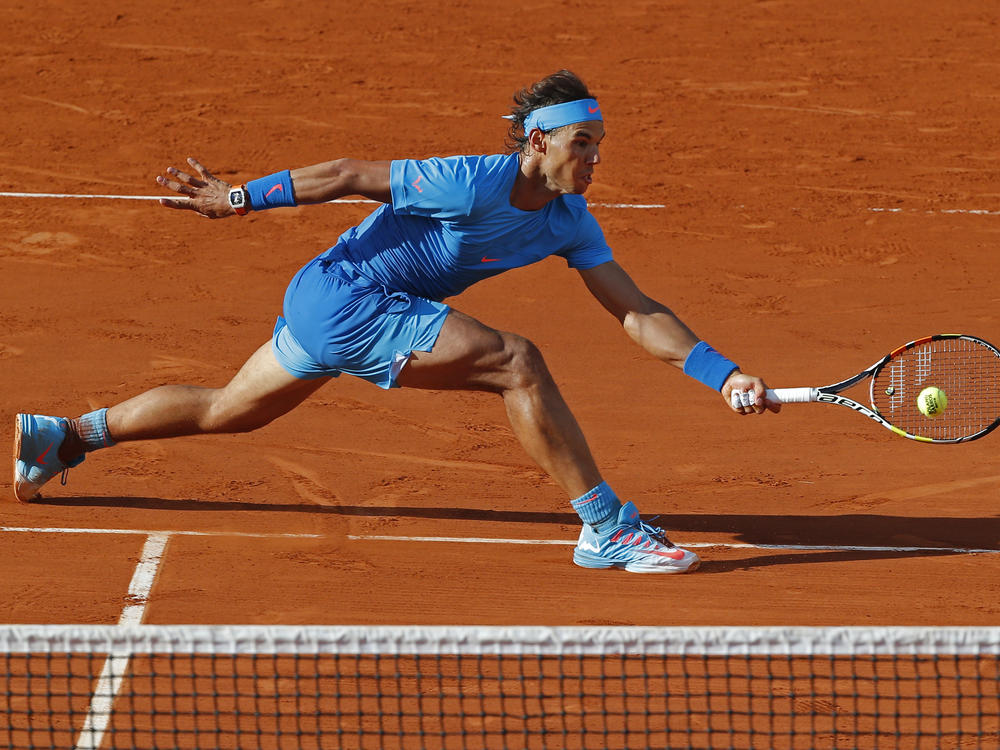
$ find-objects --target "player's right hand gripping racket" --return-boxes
[763,334,1000,444]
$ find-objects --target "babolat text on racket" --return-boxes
[762,334,1000,444]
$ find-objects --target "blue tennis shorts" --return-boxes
[272,253,450,389]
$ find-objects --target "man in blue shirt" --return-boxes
[14,70,777,573]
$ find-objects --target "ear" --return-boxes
[527,128,548,155]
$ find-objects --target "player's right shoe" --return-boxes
[573,501,700,573]
[13,414,85,502]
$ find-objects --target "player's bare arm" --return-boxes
[289,159,391,204]
[578,261,778,415]
[579,260,698,365]
[157,157,392,218]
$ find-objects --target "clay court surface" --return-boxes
[1,0,999,631]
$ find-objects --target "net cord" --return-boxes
[2,625,999,657]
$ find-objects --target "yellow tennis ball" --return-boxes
[917,387,948,418]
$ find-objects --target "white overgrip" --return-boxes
[765,387,817,404]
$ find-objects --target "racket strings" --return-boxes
[871,337,1000,440]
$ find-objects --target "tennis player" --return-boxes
[14,70,777,573]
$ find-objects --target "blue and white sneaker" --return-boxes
[573,501,700,573]
[13,414,85,502]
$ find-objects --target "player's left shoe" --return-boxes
[13,414,85,502]
[573,501,700,573]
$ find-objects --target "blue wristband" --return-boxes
[683,341,739,391]
[245,170,296,210]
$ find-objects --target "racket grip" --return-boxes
[765,387,817,404]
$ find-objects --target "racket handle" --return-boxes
[765,387,817,404]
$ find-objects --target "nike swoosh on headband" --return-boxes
[518,99,603,134]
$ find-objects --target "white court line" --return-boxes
[4,526,990,554]
[869,207,1000,216]
[591,203,666,209]
[0,191,664,209]
[0,192,376,204]
[348,534,1000,556]
[1,526,321,538]
[74,533,168,750]
[119,533,169,626]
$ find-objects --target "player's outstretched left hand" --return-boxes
[156,157,234,219]
[722,373,781,415]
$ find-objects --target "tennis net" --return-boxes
[2,625,999,749]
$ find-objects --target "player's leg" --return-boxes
[13,341,329,502]
[396,309,699,573]
[397,309,600,498]
[101,340,329,443]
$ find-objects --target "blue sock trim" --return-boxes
[571,481,621,529]
[78,408,116,452]
[246,170,296,210]
[683,341,739,391]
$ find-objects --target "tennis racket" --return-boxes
[760,334,1000,444]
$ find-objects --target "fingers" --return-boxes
[155,158,213,197]
[156,174,198,197]
[158,197,195,211]
[730,388,759,415]
[730,388,749,410]
[186,157,215,182]
[728,387,775,415]
[164,165,207,189]
[156,157,230,218]
[724,372,781,416]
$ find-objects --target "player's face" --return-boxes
[540,121,604,195]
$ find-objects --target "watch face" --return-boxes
[229,190,245,208]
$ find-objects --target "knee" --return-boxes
[498,333,552,391]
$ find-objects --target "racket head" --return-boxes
[869,334,1000,443]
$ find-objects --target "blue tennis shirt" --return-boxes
[323,152,613,301]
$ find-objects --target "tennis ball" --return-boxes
[916,387,948,418]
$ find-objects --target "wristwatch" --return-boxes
[228,186,249,216]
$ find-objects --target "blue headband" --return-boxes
[522,98,602,135]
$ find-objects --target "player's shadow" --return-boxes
[38,496,1000,570]
[43,495,583,522]
[694,548,959,574]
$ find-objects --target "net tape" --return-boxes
[4,624,1000,655]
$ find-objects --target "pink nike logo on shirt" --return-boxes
[481,256,500,263]
[412,176,423,193]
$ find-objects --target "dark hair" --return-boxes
[506,70,595,153]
